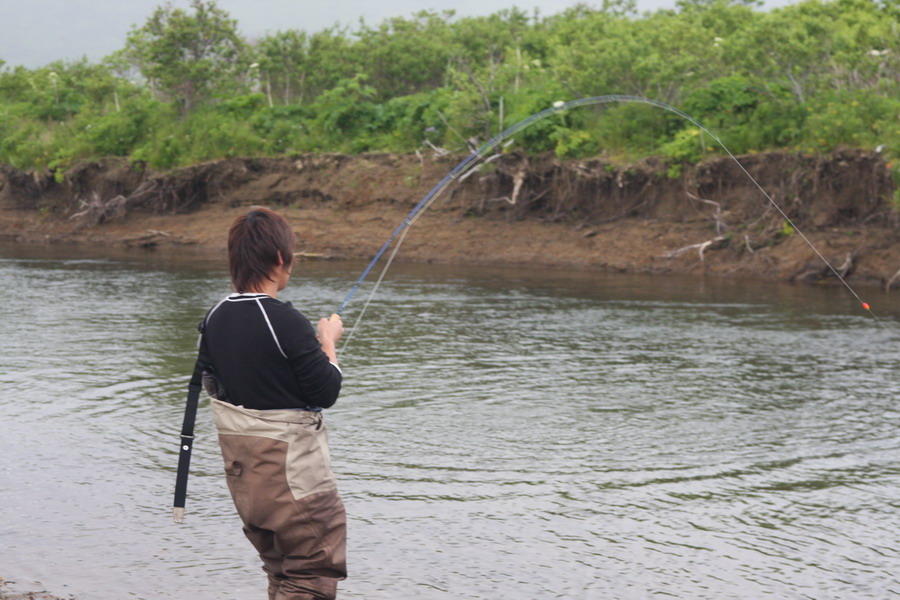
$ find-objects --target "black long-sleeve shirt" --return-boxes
[199,293,342,410]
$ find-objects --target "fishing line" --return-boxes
[335,94,882,354]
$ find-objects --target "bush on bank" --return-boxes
[2,0,900,180]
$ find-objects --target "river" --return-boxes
[1,243,898,599]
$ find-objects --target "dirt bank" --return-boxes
[1,150,899,289]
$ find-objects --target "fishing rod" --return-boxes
[175,95,882,523]
[334,94,881,354]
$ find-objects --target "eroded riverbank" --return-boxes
[1,149,898,289]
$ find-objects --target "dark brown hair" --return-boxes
[228,207,296,292]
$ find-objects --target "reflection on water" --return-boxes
[1,243,899,599]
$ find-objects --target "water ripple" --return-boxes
[2,249,899,599]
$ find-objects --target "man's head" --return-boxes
[228,207,296,293]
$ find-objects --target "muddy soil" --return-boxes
[1,150,898,289]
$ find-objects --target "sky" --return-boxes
[0,0,792,70]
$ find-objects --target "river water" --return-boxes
[1,243,898,600]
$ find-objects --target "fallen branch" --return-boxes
[457,153,502,183]
[510,167,526,206]
[665,235,729,261]
[685,191,726,234]
[422,140,448,156]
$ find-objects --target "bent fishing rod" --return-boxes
[333,94,881,355]
[175,94,882,523]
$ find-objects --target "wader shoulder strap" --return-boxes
[173,325,207,524]
[173,356,203,524]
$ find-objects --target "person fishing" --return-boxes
[196,206,347,600]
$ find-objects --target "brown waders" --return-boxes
[211,398,347,600]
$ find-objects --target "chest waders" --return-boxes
[171,319,348,596]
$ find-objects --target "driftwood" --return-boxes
[665,235,729,261]
[422,140,449,156]
[457,153,503,183]
[481,166,529,207]
[743,234,755,254]
[509,167,526,206]
[686,190,726,234]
